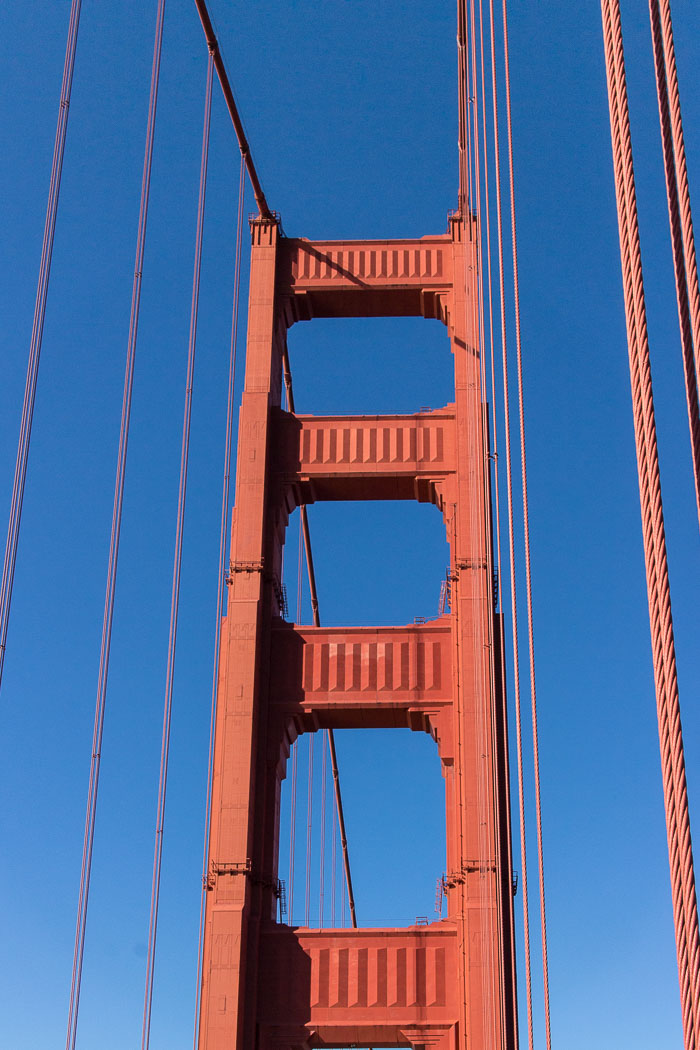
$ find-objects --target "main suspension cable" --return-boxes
[601,2,700,1045]
[64,2,166,1046]
[501,2,553,1046]
[648,0,700,530]
[0,0,82,694]
[192,152,246,1049]
[193,0,271,218]
[141,51,214,1050]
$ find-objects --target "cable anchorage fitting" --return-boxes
[205,858,284,899]
[226,558,264,584]
[440,860,497,893]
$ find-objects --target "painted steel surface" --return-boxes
[197,214,517,1049]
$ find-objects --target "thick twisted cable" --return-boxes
[607,10,700,1041]
[601,3,700,1045]
[648,0,700,528]
[141,51,213,1050]
[605,12,697,1041]
[64,2,166,1046]
[657,0,700,424]
[643,8,700,1013]
[0,0,82,692]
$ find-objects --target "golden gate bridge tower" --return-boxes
[3,1,700,1049]
[196,214,517,1049]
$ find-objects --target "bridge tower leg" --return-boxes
[197,210,518,1050]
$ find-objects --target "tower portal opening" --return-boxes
[278,727,446,929]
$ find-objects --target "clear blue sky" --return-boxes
[1,2,700,1048]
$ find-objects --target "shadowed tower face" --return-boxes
[197,212,518,1050]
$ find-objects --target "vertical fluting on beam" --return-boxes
[601,3,700,1046]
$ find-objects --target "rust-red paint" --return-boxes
[197,213,517,1050]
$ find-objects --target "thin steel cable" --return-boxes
[457,0,470,214]
[64,2,166,1046]
[470,5,502,1043]
[281,347,359,929]
[648,0,700,527]
[331,774,337,927]
[319,729,328,927]
[601,3,700,1045]
[488,0,534,1045]
[457,6,489,1040]
[501,2,553,1046]
[304,734,314,926]
[466,4,498,1043]
[0,0,82,693]
[288,739,299,923]
[341,842,347,928]
[296,511,304,622]
[141,52,214,1050]
[479,0,519,1042]
[192,151,245,1049]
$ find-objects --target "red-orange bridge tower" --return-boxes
[197,210,517,1050]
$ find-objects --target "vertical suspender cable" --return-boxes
[601,3,700,1046]
[288,739,299,923]
[281,347,359,930]
[331,774,338,927]
[192,152,245,1048]
[501,3,553,1047]
[457,0,468,215]
[0,0,82,693]
[478,1,520,1041]
[304,735,315,926]
[319,730,328,927]
[341,846,347,928]
[141,52,213,1050]
[487,1,534,1046]
[463,4,498,1043]
[648,0,700,530]
[297,514,304,621]
[64,3,166,1047]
